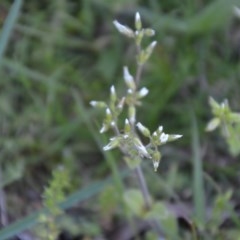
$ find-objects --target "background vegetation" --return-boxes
[0,0,240,239]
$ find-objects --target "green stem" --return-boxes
[135,165,152,209]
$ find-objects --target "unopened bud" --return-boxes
[144,28,155,37]
[145,41,157,59]
[90,101,106,108]
[124,118,131,133]
[136,122,150,137]
[100,124,108,134]
[103,137,119,151]
[137,87,149,98]
[152,151,161,171]
[110,85,117,103]
[113,20,134,38]
[106,108,112,121]
[128,105,136,125]
[135,12,142,30]
[123,66,136,90]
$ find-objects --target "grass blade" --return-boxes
[0,0,22,65]
[191,113,205,224]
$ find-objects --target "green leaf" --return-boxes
[145,201,178,238]
[123,189,144,216]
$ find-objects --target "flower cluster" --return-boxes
[206,97,240,133]
[90,12,182,171]
[206,97,240,156]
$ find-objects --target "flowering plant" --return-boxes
[91,12,182,238]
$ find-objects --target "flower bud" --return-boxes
[135,12,142,30]
[113,20,134,38]
[136,122,150,137]
[128,105,136,125]
[144,28,155,37]
[90,101,106,108]
[144,41,157,61]
[124,118,131,133]
[152,151,161,171]
[106,108,112,122]
[158,126,163,133]
[206,118,220,132]
[123,66,136,90]
[103,137,120,151]
[110,85,117,103]
[137,87,149,98]
[100,123,109,134]
[135,30,144,46]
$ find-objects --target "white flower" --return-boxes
[138,87,149,98]
[160,133,169,143]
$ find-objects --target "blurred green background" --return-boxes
[0,0,240,239]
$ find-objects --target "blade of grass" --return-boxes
[0,0,22,66]
[0,170,129,240]
[191,113,205,224]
